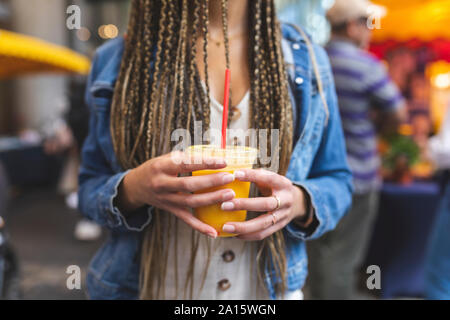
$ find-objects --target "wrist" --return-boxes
[116,169,145,213]
[292,185,307,220]
[292,185,314,228]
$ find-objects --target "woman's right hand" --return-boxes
[116,151,235,238]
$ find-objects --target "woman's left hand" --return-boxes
[221,169,307,241]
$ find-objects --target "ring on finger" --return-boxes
[272,195,281,211]
[271,212,279,226]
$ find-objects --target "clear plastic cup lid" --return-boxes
[186,145,258,166]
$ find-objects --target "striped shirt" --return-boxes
[326,39,404,194]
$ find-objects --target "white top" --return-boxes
[429,106,450,169]
[162,89,303,300]
[206,89,251,147]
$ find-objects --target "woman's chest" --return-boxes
[195,36,250,108]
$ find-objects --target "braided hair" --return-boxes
[110,0,293,299]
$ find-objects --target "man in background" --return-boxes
[307,0,407,299]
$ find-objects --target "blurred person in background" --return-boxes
[306,0,407,299]
[386,48,417,95]
[42,79,102,242]
[425,105,450,300]
[65,79,102,242]
[410,110,432,157]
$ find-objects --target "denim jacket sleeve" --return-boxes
[78,53,152,233]
[285,45,353,241]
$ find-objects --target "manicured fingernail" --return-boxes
[222,190,236,201]
[207,232,217,239]
[223,224,235,233]
[222,174,235,184]
[221,202,235,210]
[234,171,245,179]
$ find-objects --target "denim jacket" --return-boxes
[78,23,353,300]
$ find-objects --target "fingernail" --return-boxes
[221,202,235,210]
[222,190,236,201]
[207,232,217,239]
[223,224,235,233]
[234,170,245,179]
[222,174,235,184]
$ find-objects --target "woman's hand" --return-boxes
[220,169,307,241]
[116,151,236,238]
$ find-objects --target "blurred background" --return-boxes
[0,0,449,299]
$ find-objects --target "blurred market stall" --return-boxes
[0,29,91,187]
[0,29,90,79]
[370,0,450,131]
[372,0,450,43]
[363,0,450,181]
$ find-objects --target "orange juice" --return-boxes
[187,145,258,237]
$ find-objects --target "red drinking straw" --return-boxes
[221,68,231,149]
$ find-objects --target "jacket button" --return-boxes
[222,250,235,263]
[292,43,300,50]
[295,77,304,85]
[218,279,231,291]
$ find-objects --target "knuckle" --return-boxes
[233,198,242,209]
[283,178,292,188]
[187,180,198,192]
[151,159,163,172]
[204,176,216,188]
[264,217,272,229]
[185,196,197,208]
[183,196,193,207]
[150,179,163,192]
[264,198,273,210]
[236,225,247,234]
[181,179,193,192]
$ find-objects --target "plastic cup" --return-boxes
[187,145,258,237]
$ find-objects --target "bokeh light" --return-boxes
[76,27,91,42]
[98,24,119,39]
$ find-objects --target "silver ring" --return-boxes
[271,212,278,226]
[273,195,281,211]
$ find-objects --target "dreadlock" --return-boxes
[110,0,293,299]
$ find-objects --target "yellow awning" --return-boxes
[0,29,91,79]
[372,0,450,42]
